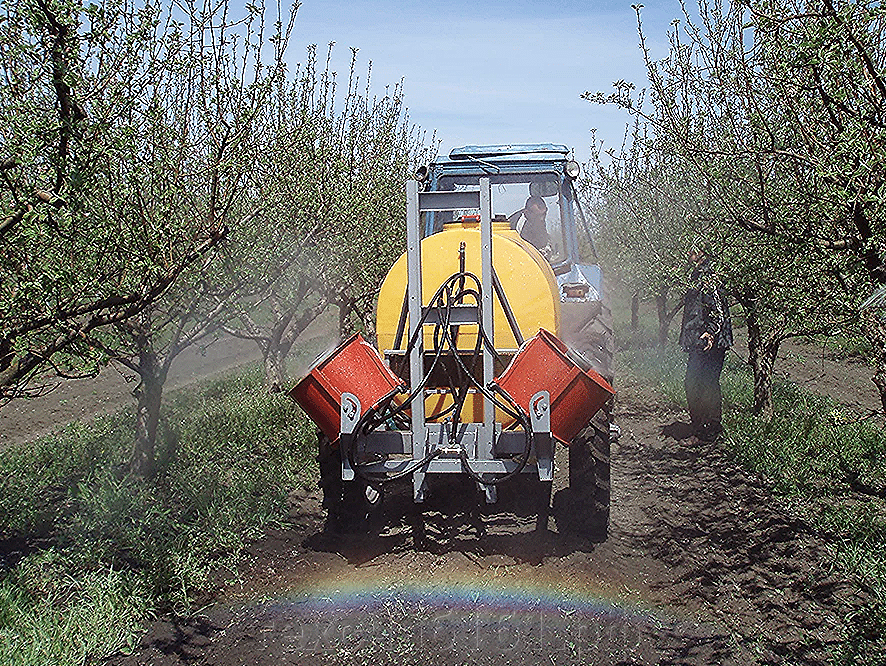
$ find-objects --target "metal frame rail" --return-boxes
[339,178,553,503]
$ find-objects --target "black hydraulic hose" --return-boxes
[350,311,464,484]
[446,306,484,440]
[345,270,535,486]
[386,272,483,418]
[380,276,463,424]
[429,278,534,484]
[438,311,534,485]
[344,275,464,483]
[343,400,442,485]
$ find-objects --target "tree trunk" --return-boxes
[338,294,353,340]
[131,353,165,478]
[745,309,780,418]
[263,344,288,393]
[361,309,377,347]
[233,297,330,392]
[631,291,640,331]
[654,286,671,347]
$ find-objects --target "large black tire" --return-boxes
[317,432,382,532]
[553,406,611,539]
[556,297,614,539]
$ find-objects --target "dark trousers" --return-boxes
[685,348,726,436]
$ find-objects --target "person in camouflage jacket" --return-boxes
[679,245,733,441]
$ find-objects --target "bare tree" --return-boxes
[0,0,244,403]
[586,0,885,412]
[585,123,702,347]
[221,46,435,389]
[42,0,298,476]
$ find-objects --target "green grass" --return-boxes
[615,297,886,665]
[802,332,874,362]
[0,365,317,666]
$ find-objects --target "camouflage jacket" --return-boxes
[679,259,733,352]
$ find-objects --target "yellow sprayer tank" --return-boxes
[376,217,561,352]
[375,217,562,424]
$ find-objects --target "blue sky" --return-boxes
[289,1,680,163]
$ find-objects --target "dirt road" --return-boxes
[0,313,337,448]
[106,372,861,666]
[0,336,262,448]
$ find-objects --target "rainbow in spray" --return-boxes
[254,559,667,629]
[246,570,672,664]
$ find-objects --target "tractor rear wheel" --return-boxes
[556,297,614,539]
[317,432,382,532]
[553,405,611,539]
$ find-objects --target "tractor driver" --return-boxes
[511,196,550,254]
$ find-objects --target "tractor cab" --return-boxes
[421,144,602,305]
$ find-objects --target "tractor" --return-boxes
[291,144,614,537]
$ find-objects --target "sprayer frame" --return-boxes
[338,178,553,504]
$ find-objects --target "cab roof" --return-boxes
[431,144,572,178]
[448,144,569,160]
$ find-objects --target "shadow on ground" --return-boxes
[620,428,854,664]
[660,420,694,440]
[303,474,597,567]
